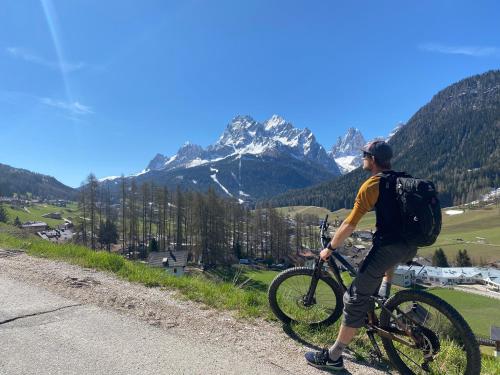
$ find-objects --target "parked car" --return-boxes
[239,258,251,265]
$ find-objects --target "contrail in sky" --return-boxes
[40,0,74,103]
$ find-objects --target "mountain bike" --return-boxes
[268,215,481,374]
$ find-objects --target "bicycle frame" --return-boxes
[311,215,432,354]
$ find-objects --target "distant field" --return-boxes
[4,203,78,227]
[419,207,500,263]
[278,205,500,263]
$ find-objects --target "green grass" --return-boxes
[0,223,270,319]
[428,288,500,338]
[1,222,498,373]
[3,203,77,227]
[419,207,500,263]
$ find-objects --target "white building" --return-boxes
[393,268,415,287]
[396,265,500,288]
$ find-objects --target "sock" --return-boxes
[378,280,392,298]
[328,341,347,361]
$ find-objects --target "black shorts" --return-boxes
[342,241,418,328]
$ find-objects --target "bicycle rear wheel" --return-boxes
[379,290,480,375]
[268,267,344,326]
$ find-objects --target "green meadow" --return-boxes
[279,205,500,263]
[4,202,78,227]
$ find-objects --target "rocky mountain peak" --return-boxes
[147,153,167,171]
[264,114,287,130]
[143,114,341,176]
[330,127,366,158]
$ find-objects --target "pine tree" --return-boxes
[432,248,449,267]
[86,173,99,250]
[120,175,127,254]
[455,249,472,267]
[0,204,8,223]
[14,216,22,227]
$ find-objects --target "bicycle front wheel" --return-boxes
[379,289,481,375]
[268,267,344,326]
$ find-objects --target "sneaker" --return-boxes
[305,349,344,371]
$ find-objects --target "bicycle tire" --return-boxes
[268,267,344,326]
[379,289,481,375]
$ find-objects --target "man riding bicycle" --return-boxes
[305,140,418,371]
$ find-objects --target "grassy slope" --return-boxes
[4,202,78,227]
[279,205,500,262]
[428,288,500,338]
[0,223,498,373]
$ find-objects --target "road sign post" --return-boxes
[491,326,500,358]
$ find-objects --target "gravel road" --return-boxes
[0,249,389,374]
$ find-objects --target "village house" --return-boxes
[352,230,373,242]
[292,250,316,268]
[37,228,74,243]
[393,268,416,288]
[21,221,48,233]
[42,212,62,220]
[147,250,188,276]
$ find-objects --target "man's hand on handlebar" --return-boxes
[320,248,333,261]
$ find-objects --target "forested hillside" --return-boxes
[0,163,76,200]
[267,70,500,209]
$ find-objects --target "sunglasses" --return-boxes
[362,151,373,158]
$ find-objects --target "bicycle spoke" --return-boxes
[275,272,339,324]
[395,346,425,373]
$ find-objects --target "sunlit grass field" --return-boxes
[4,202,78,227]
[279,205,500,263]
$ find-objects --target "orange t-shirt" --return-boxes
[343,175,380,226]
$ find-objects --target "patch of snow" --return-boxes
[239,191,250,197]
[335,156,359,173]
[210,171,233,197]
[238,142,267,155]
[185,158,209,168]
[445,210,464,216]
[238,199,244,204]
[131,169,149,177]
[98,176,121,182]
[264,114,286,130]
[192,180,197,184]
[210,167,218,173]
[273,136,298,147]
[164,155,177,166]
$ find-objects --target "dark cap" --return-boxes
[361,140,393,162]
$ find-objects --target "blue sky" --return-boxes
[1,0,499,188]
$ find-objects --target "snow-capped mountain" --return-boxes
[329,127,366,174]
[328,124,406,174]
[100,115,341,203]
[144,115,340,175]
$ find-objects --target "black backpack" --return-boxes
[380,172,442,247]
